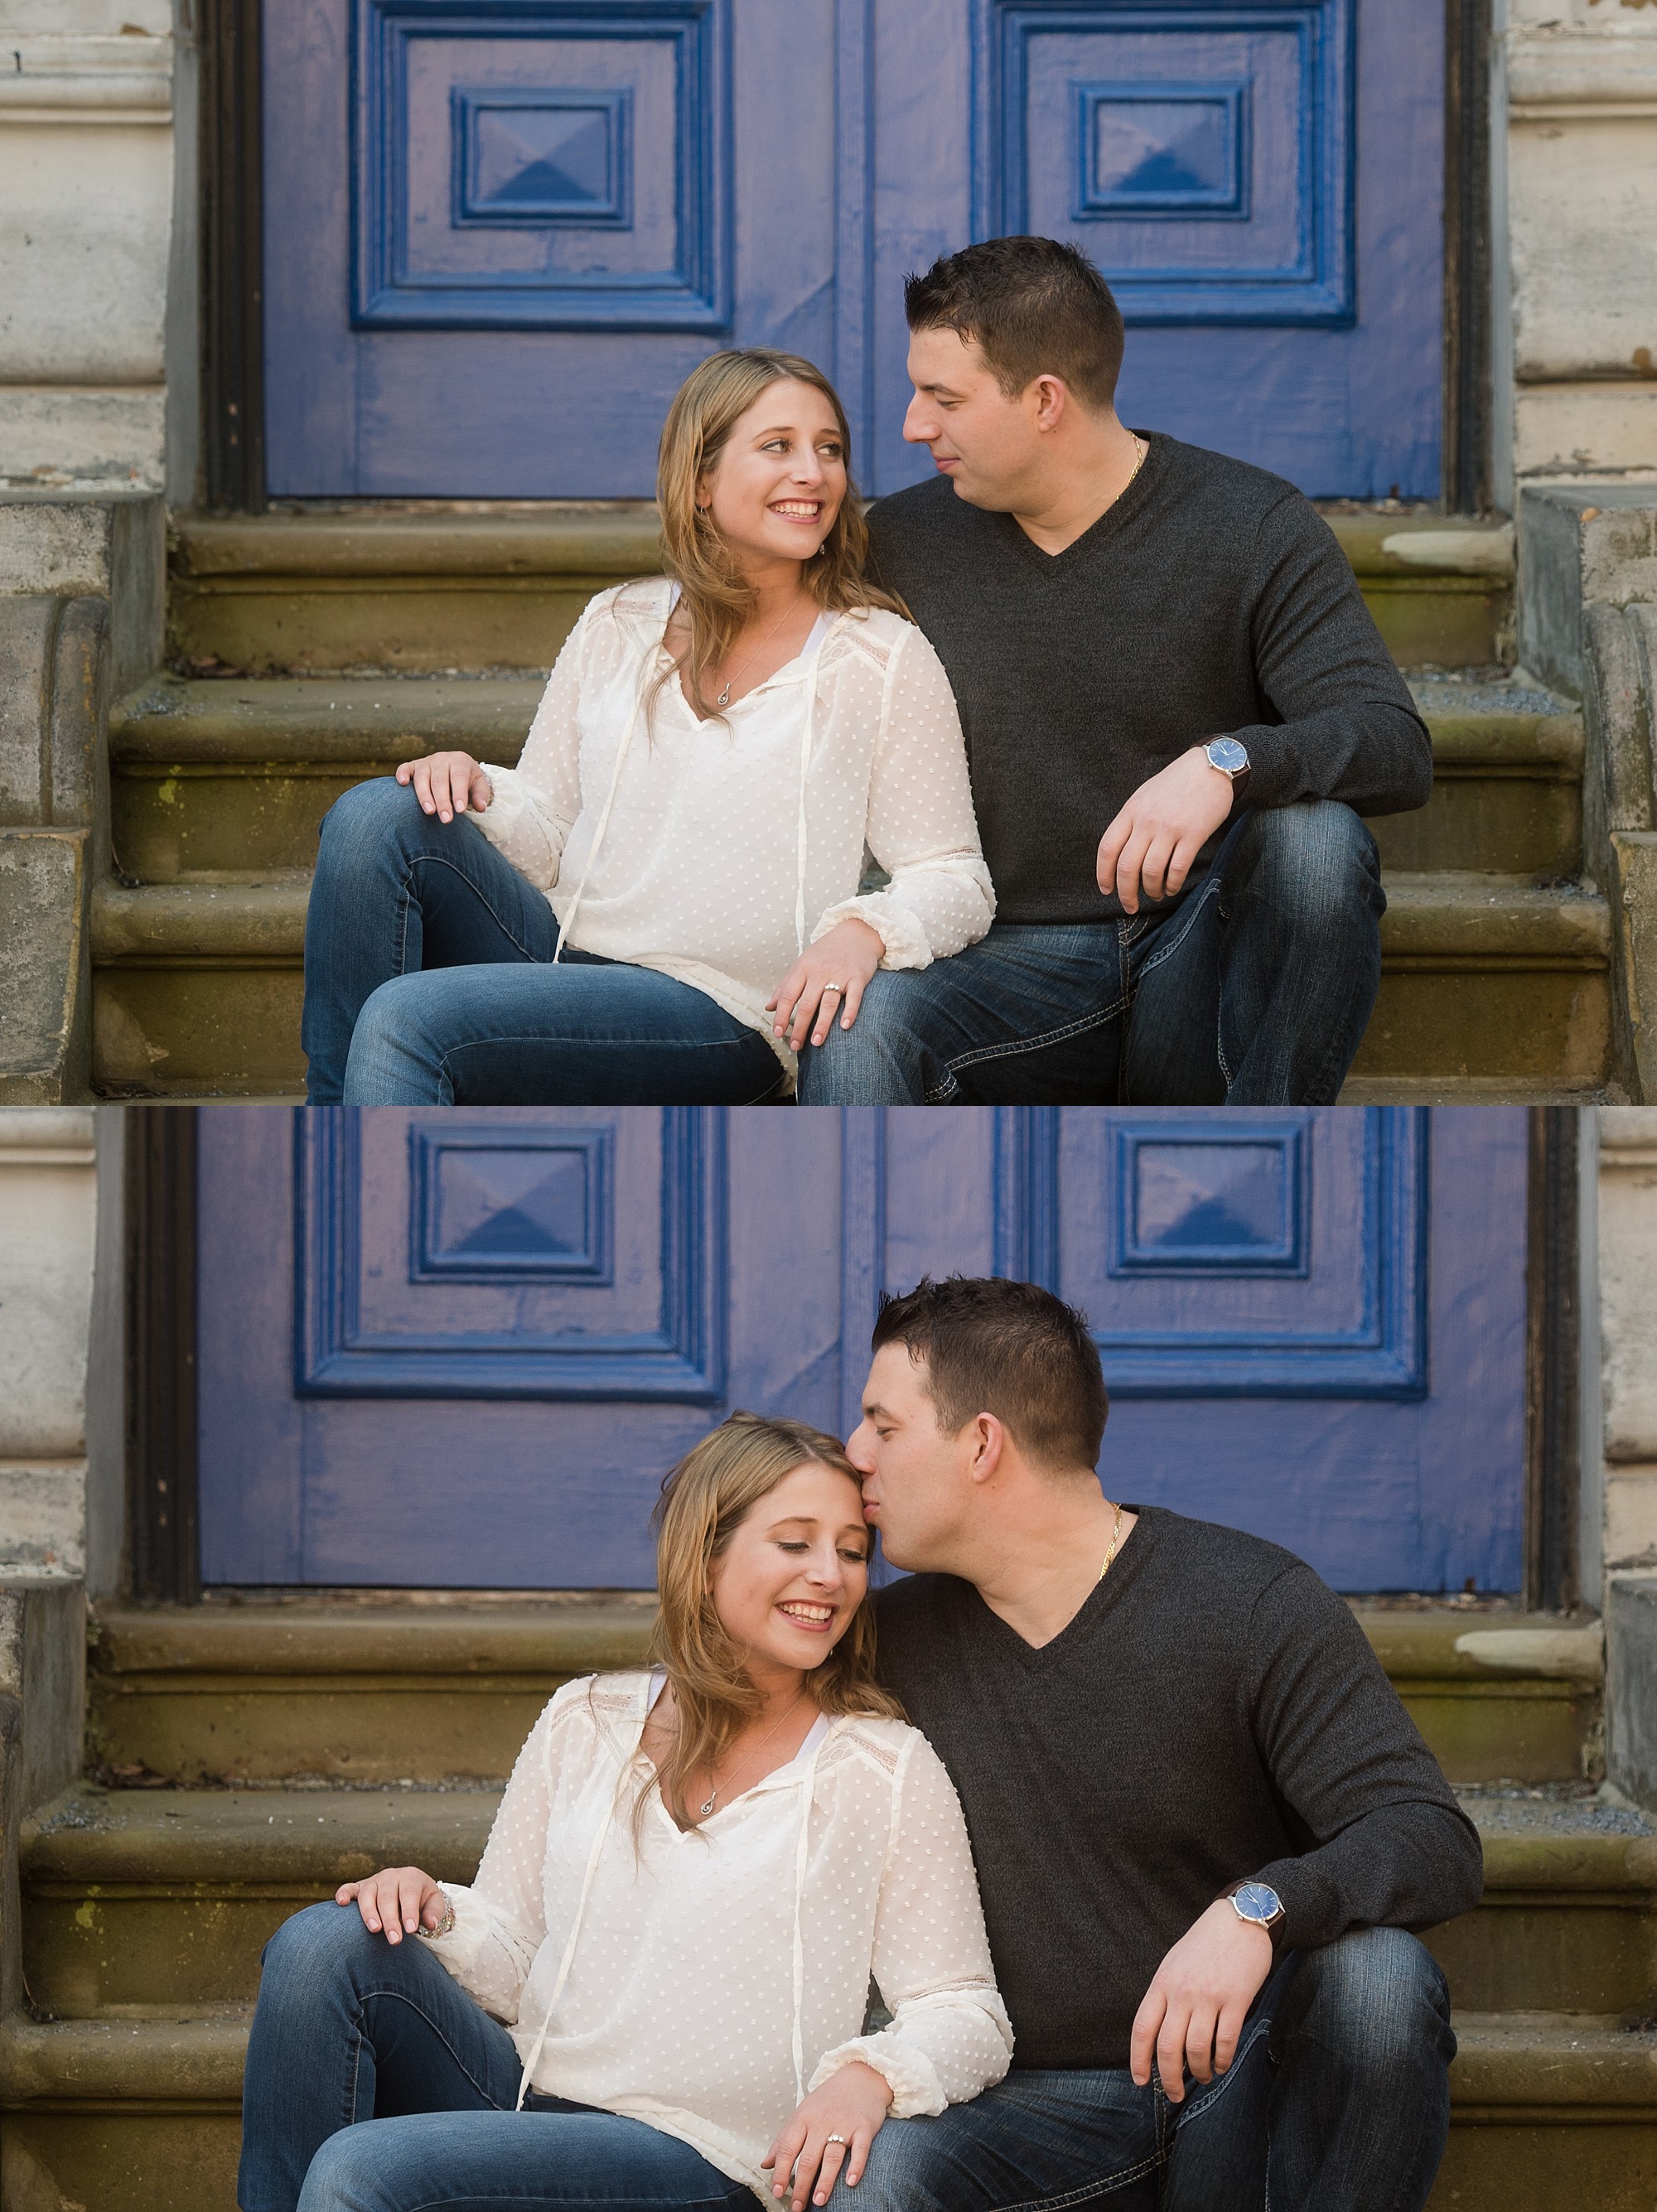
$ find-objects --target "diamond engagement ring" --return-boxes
[825,2135,848,2146]
[820,983,843,995]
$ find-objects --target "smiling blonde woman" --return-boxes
[236,1413,1012,2212]
[299,350,994,1104]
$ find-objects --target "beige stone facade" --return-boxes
[1500,0,1657,496]
[1597,1109,1657,1581]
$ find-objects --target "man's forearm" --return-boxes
[1229,701,1433,818]
[1252,1799,1484,1954]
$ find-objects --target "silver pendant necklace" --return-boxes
[693,1689,810,1820]
[713,596,802,709]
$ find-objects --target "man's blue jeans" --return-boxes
[240,1902,1454,2212]
[798,799,1386,1105]
[302,778,785,1105]
[833,1929,1456,2212]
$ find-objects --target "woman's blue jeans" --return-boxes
[239,1901,755,2212]
[302,779,785,1105]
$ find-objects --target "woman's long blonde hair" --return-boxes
[652,349,906,722]
[640,1410,902,1832]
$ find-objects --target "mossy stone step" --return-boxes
[106,674,1584,882]
[84,1603,1601,1788]
[3,2006,1652,2212]
[166,508,1514,675]
[20,1785,1653,2021]
[85,870,1615,1099]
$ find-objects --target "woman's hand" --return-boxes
[766,918,885,1051]
[335,1865,449,1944]
[395,751,493,824]
[762,2060,891,2209]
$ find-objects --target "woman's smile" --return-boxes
[775,1597,838,1633]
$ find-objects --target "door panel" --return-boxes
[263,0,1442,498]
[199,1107,1526,1594]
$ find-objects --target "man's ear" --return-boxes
[965,1413,1007,1486]
[1030,375,1069,433]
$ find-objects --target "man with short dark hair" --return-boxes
[798,237,1433,1105]
[840,1274,1481,2212]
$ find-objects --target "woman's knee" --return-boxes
[261,1900,384,1991]
[295,2124,389,2212]
[317,775,423,860]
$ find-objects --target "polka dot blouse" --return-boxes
[425,1673,1013,2202]
[473,581,997,1086]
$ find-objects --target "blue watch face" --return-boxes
[1233,1881,1282,1925]
[1207,737,1249,775]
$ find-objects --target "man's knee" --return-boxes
[797,972,930,1104]
[1233,800,1382,925]
[1280,1928,1453,2075]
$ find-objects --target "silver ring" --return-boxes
[825,2135,848,2146]
[820,982,843,996]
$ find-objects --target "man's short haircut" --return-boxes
[904,236,1127,413]
[871,1275,1109,1474]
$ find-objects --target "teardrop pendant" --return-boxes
[715,685,731,708]
[698,1793,717,1817]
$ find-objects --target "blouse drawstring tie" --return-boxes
[512,1789,614,2110]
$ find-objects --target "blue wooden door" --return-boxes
[197,1107,1527,1593]
[263,0,1442,499]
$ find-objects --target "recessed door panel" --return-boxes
[200,1108,1525,1594]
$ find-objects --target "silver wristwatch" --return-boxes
[1227,1880,1284,1939]
[1204,736,1251,802]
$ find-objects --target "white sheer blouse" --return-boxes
[424,1673,1013,2201]
[473,580,996,1084]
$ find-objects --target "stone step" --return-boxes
[2,2005,1651,2212]
[19,1783,1653,2021]
[166,508,1515,677]
[84,1602,1602,1788]
[86,868,1614,1099]
[105,673,1584,882]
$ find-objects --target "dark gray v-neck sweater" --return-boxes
[872,1506,1483,2070]
[866,439,1433,923]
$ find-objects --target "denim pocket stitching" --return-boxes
[940,995,1130,1079]
[986,2148,1166,2212]
[1167,2009,1275,2128]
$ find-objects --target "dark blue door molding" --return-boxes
[198,1107,1527,1594]
[263,0,1442,498]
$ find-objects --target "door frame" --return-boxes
[197,0,1492,516]
[127,1105,1581,1606]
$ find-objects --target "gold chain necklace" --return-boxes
[1098,1501,1125,1583]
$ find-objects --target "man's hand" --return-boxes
[762,2059,891,2208]
[1129,1896,1274,2102]
[1095,746,1235,915]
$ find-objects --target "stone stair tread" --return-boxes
[108,671,1577,770]
[87,869,1615,968]
[0,2004,251,2103]
[23,1785,499,1886]
[111,675,547,762]
[173,505,662,579]
[1449,2015,1657,2105]
[3,2007,1647,2113]
[90,1595,657,1675]
[1379,874,1610,962]
[91,875,311,963]
[1340,1079,1611,1103]
[24,1779,1655,1896]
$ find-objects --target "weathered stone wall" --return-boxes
[0,493,164,1101]
[0,1111,98,1582]
[1501,0,1657,500]
[0,0,178,490]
